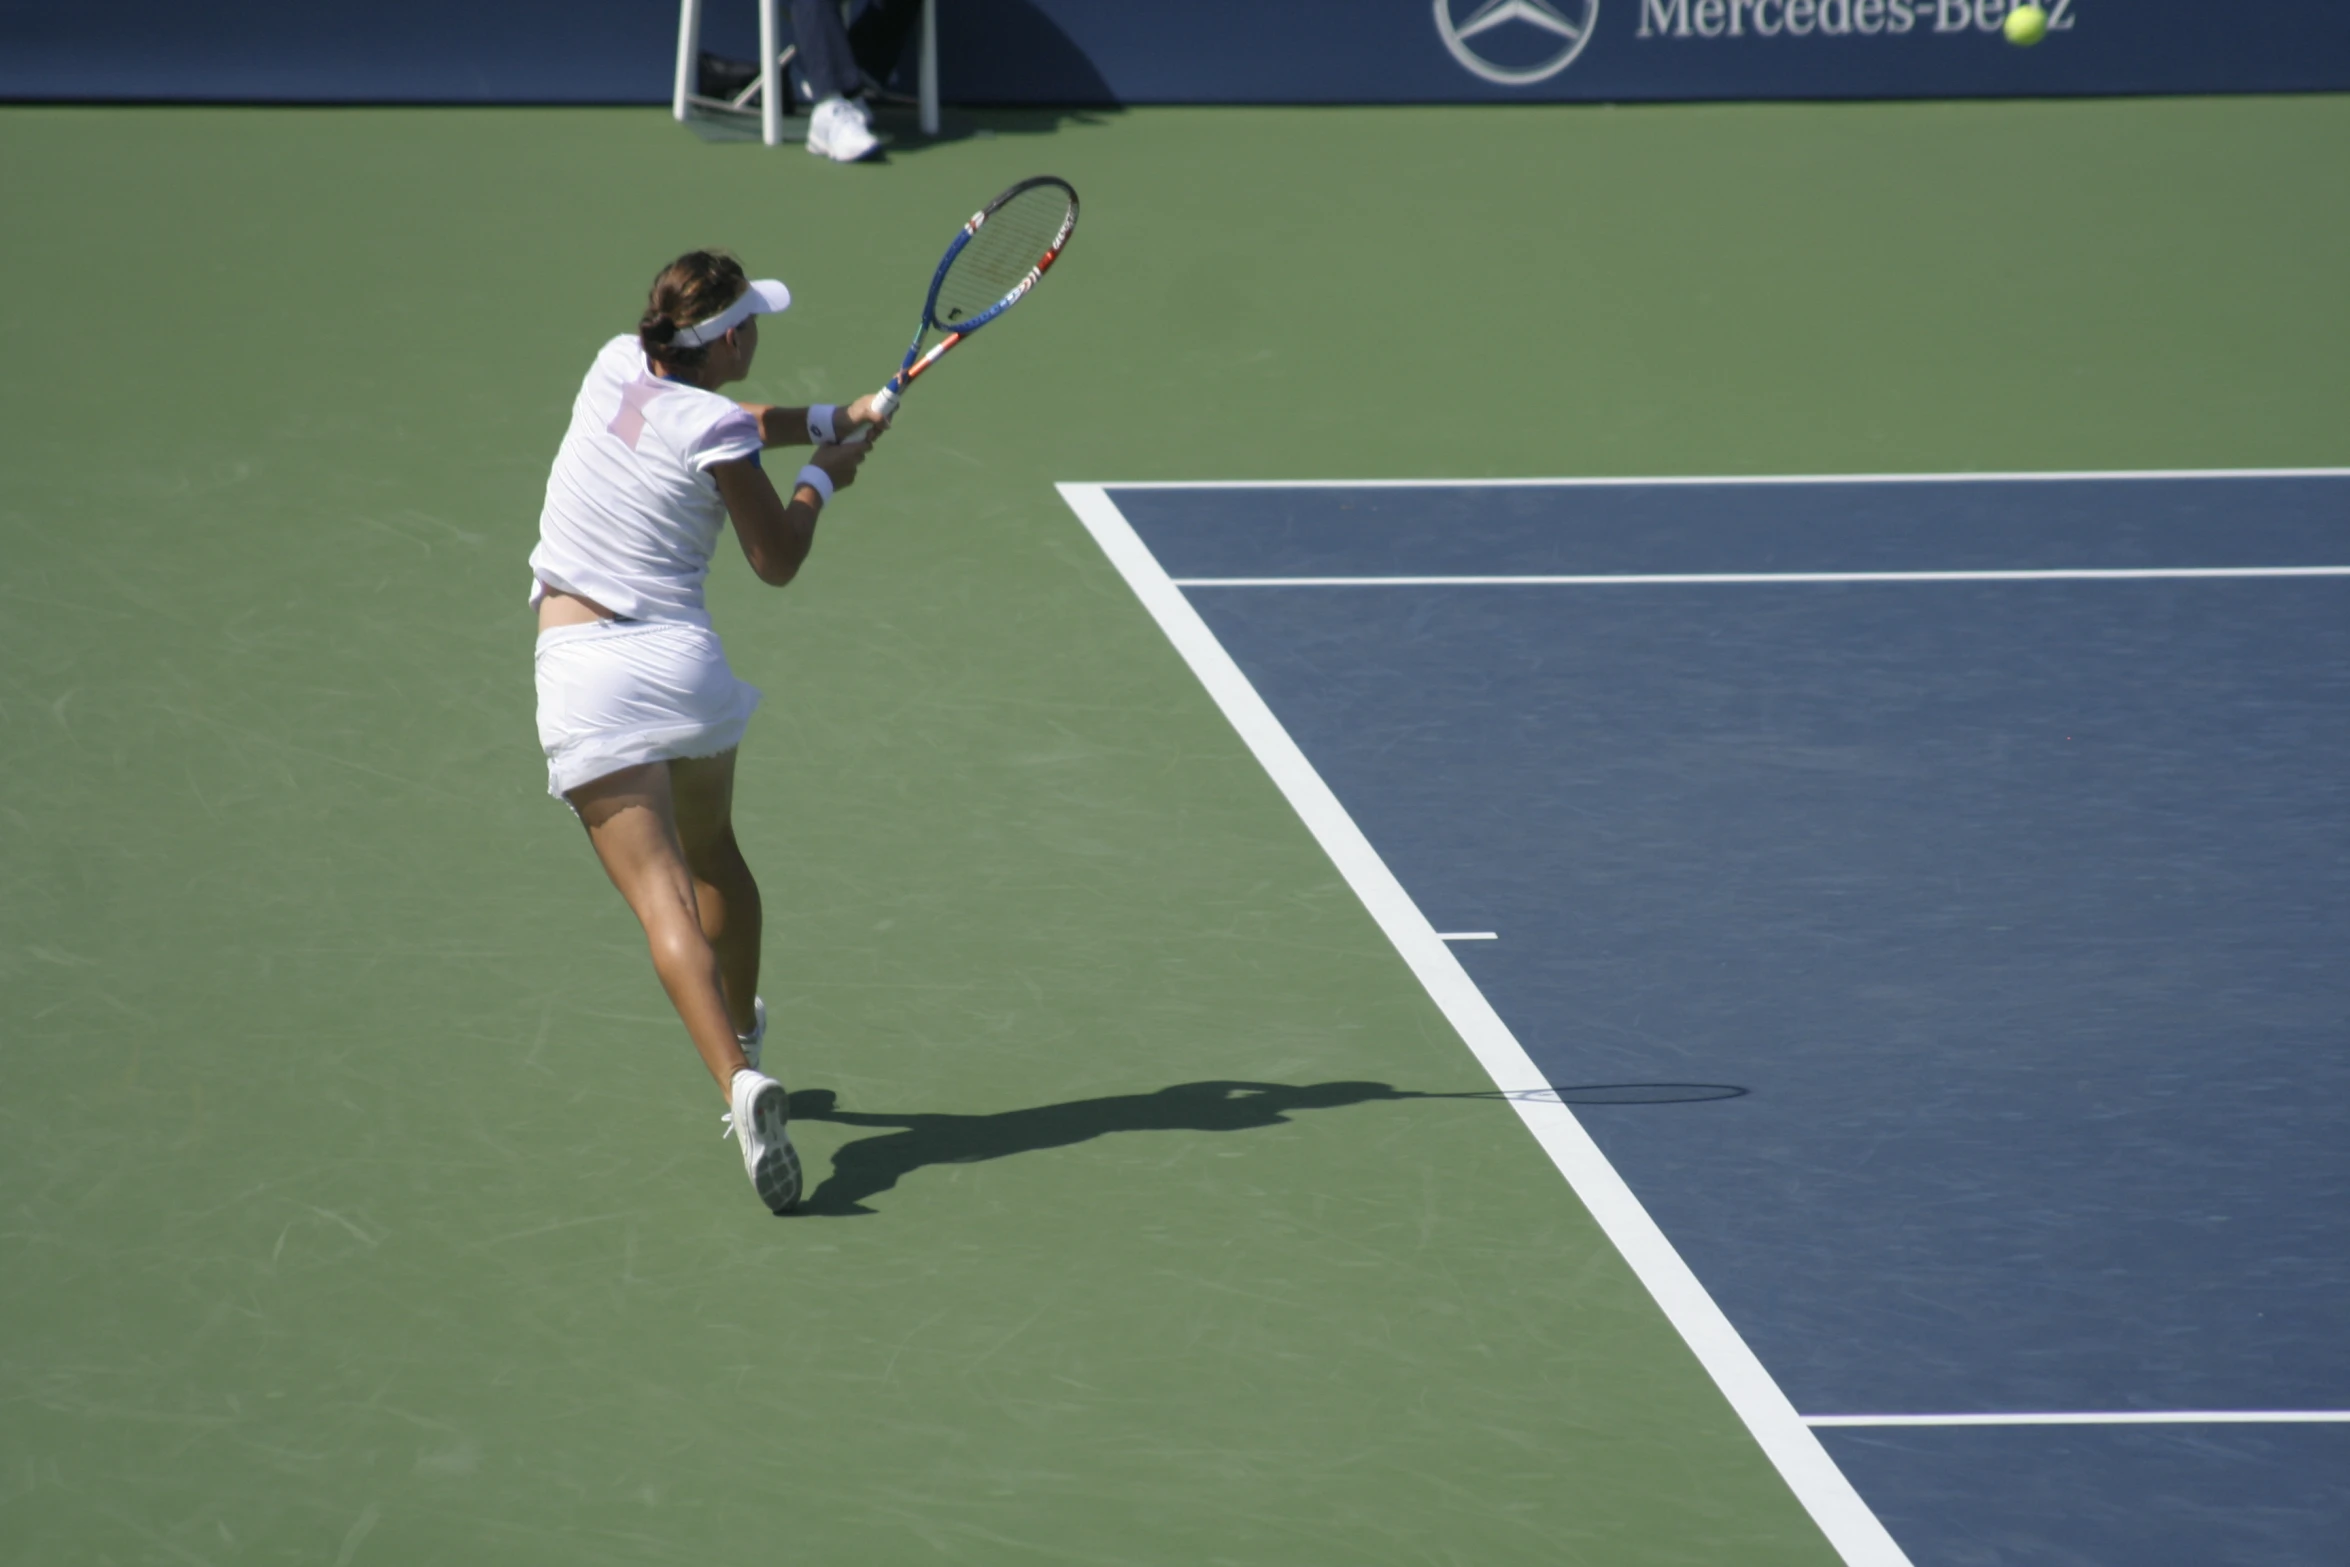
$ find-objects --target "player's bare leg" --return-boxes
[670,749,762,1040]
[568,761,746,1099]
[572,760,799,1211]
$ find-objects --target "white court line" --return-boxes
[1175,566,2350,588]
[1058,481,1915,1567]
[1437,931,1498,941]
[1808,1412,2350,1428]
[1097,466,2350,490]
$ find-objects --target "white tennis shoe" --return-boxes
[724,1068,802,1214]
[736,994,767,1071]
[805,96,879,163]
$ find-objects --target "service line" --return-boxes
[1174,566,2350,588]
[1808,1411,2350,1428]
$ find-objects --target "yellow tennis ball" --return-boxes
[2004,3,2048,45]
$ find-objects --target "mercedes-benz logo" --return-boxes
[1433,0,1600,85]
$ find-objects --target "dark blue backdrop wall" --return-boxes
[3,0,2345,105]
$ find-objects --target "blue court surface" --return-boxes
[1064,473,2350,1567]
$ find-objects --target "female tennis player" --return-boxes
[530,249,886,1214]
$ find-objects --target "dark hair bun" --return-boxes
[639,249,749,366]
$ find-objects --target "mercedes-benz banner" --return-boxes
[942,0,2350,105]
[5,0,2344,105]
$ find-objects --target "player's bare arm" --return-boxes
[712,441,870,587]
[742,394,894,447]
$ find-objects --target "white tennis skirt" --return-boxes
[534,618,762,798]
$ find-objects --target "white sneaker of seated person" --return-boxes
[806,95,879,162]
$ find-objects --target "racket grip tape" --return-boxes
[846,384,899,446]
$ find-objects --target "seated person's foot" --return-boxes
[806,96,879,162]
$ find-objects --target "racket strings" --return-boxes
[932,189,1072,327]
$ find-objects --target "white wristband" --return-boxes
[806,404,838,444]
[795,464,835,506]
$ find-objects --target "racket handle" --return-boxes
[847,384,899,446]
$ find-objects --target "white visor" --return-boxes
[670,278,791,348]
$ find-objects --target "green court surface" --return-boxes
[2,99,2343,1564]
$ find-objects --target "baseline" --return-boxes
[1098,466,2350,491]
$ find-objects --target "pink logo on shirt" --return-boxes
[607,377,676,450]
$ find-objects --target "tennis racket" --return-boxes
[853,176,1079,436]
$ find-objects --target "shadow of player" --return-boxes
[784,1077,1748,1215]
[787,1079,1411,1216]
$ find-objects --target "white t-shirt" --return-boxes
[530,334,765,625]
